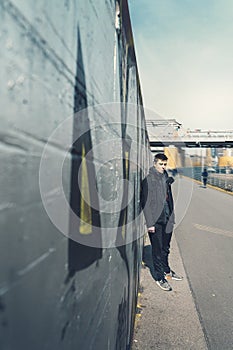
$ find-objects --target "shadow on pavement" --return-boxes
[142,244,157,280]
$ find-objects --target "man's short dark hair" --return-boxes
[154,153,168,162]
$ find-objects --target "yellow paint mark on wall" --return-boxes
[80,143,92,234]
[125,151,129,177]
[121,211,126,239]
[121,151,129,239]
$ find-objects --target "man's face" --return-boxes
[154,159,167,173]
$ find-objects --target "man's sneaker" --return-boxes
[165,270,183,281]
[156,278,172,291]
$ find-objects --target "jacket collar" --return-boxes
[149,166,167,179]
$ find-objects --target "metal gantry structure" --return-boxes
[146,119,233,148]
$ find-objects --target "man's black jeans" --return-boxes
[148,224,172,281]
[203,178,207,187]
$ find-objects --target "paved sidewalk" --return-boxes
[132,233,208,350]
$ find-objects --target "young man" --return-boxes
[141,153,182,291]
[201,168,208,188]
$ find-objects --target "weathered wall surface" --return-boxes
[0,1,150,349]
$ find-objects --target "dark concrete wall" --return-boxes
[0,1,150,349]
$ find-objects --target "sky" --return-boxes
[128,0,233,131]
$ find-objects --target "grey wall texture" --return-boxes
[0,1,151,349]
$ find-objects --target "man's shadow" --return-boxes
[142,244,157,280]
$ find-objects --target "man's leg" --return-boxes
[148,224,164,281]
[161,230,172,274]
[162,229,183,281]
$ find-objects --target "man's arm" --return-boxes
[141,177,155,230]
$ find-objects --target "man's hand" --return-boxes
[148,226,155,233]
[166,176,174,185]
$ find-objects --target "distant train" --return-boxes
[0,1,151,349]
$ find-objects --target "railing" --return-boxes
[181,167,233,192]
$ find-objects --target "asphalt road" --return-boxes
[175,177,233,350]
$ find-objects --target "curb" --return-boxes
[182,175,233,196]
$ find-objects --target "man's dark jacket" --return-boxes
[141,167,175,233]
